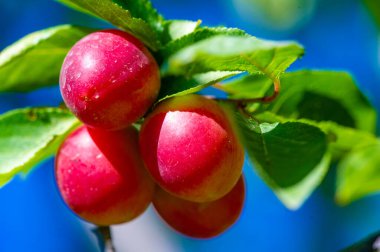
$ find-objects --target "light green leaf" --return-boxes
[336,141,380,205]
[231,108,330,209]
[0,25,93,92]
[165,35,303,80]
[0,108,79,187]
[222,74,272,99]
[160,26,248,58]
[58,0,164,50]
[162,20,201,42]
[158,71,241,102]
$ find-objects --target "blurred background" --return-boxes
[0,0,379,251]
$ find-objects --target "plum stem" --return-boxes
[99,226,116,252]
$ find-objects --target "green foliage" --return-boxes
[336,142,380,205]
[161,20,201,42]
[223,70,377,132]
[0,108,79,186]
[158,27,303,101]
[158,71,240,101]
[0,0,378,210]
[231,107,330,209]
[0,25,93,92]
[58,0,164,50]
[256,111,378,160]
[164,35,303,80]
[160,26,248,58]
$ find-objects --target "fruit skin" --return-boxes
[153,176,245,239]
[59,29,160,130]
[55,125,154,226]
[139,94,244,202]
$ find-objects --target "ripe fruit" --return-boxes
[153,176,245,238]
[59,29,160,130]
[55,125,154,226]
[139,94,244,202]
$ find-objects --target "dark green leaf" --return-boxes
[222,74,272,99]
[336,141,380,205]
[256,111,378,159]
[341,231,380,252]
[230,107,330,209]
[0,25,93,92]
[297,91,355,128]
[165,35,303,80]
[0,108,79,187]
[58,0,164,50]
[253,111,380,205]
[223,70,377,133]
[158,71,240,102]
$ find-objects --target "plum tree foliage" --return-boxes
[0,0,379,247]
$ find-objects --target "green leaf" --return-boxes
[162,20,201,42]
[231,107,330,209]
[58,0,164,50]
[271,70,376,132]
[157,27,254,98]
[340,231,380,252]
[222,74,273,99]
[223,70,377,133]
[256,111,378,159]
[165,35,304,80]
[0,108,79,187]
[221,74,274,112]
[336,141,380,205]
[160,26,248,58]
[158,71,241,102]
[0,25,93,92]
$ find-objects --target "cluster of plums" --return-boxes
[56,29,245,238]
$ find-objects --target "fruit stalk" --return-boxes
[98,226,115,252]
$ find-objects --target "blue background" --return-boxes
[0,0,379,251]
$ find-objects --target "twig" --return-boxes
[98,226,116,252]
